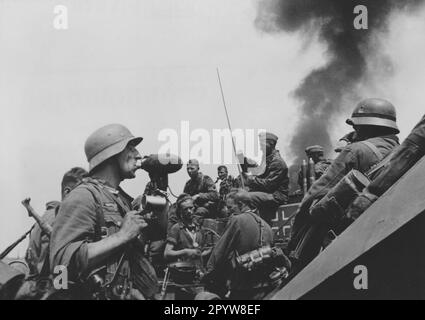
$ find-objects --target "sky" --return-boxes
[0,0,424,256]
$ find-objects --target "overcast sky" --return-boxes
[0,0,424,255]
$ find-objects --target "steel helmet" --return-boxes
[346,98,399,133]
[84,124,143,172]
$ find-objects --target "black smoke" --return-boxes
[255,0,425,163]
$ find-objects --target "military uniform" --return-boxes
[288,135,399,268]
[246,149,289,225]
[203,210,273,299]
[50,177,158,299]
[183,172,219,218]
[368,115,425,197]
[348,115,425,219]
[167,222,204,263]
[218,175,236,200]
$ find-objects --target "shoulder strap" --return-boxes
[359,140,396,178]
[366,152,393,178]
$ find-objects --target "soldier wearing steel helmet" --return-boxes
[287,98,401,275]
[49,124,158,300]
[347,114,425,221]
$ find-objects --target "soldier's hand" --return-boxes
[184,248,201,259]
[346,192,378,220]
[131,195,144,210]
[119,210,148,241]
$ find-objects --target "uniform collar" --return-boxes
[94,178,119,194]
[266,149,279,161]
[178,221,198,231]
[87,176,133,200]
[189,172,203,183]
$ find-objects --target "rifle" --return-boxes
[0,226,34,260]
[21,198,53,236]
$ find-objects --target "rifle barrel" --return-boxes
[0,226,33,260]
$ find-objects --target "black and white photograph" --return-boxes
[0,0,424,304]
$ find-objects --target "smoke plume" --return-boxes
[255,0,425,162]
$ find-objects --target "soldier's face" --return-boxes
[218,168,228,180]
[260,138,274,156]
[187,164,199,179]
[62,182,78,200]
[180,199,195,221]
[117,144,142,179]
[311,153,322,163]
[225,197,239,215]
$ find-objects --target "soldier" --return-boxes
[202,189,274,299]
[222,188,243,217]
[305,145,332,179]
[13,168,87,300]
[242,132,289,226]
[50,124,158,300]
[298,145,332,191]
[347,114,425,221]
[216,165,235,217]
[287,98,401,275]
[26,167,87,278]
[183,159,219,219]
[164,194,209,264]
[216,166,235,200]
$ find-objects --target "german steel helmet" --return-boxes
[84,124,143,172]
[346,98,399,133]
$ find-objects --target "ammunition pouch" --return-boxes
[309,169,370,225]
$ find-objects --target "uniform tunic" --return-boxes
[368,116,425,197]
[204,211,273,298]
[166,222,204,263]
[247,150,289,204]
[183,172,219,203]
[245,149,289,224]
[218,175,236,200]
[50,177,158,299]
[288,135,400,267]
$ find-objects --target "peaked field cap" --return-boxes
[259,132,278,142]
[84,124,143,172]
[305,145,324,155]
